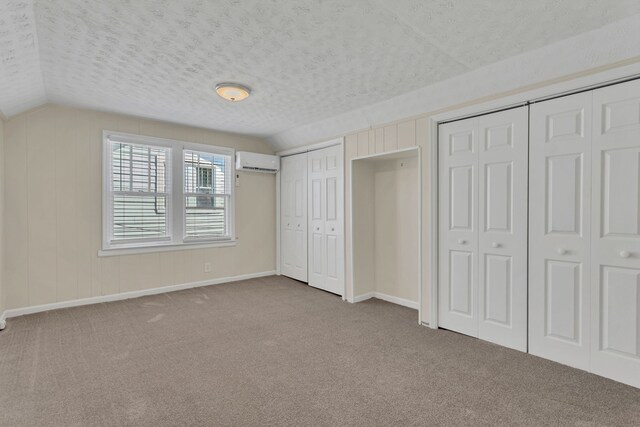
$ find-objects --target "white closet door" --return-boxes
[590,79,640,388]
[439,117,479,337]
[280,153,308,282]
[308,145,344,295]
[477,107,528,351]
[529,92,592,370]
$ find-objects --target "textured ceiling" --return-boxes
[0,0,638,136]
[0,0,45,116]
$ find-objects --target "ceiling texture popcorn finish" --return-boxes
[0,0,46,117]
[0,0,639,142]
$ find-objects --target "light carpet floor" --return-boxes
[1,275,639,426]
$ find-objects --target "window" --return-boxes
[103,132,235,253]
[110,141,171,243]
[183,150,232,239]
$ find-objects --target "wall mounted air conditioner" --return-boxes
[236,151,280,173]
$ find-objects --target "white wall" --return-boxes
[374,156,419,302]
[351,161,375,297]
[2,105,276,311]
[351,154,420,305]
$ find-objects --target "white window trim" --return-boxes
[101,131,236,256]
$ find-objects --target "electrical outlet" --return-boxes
[204,262,212,273]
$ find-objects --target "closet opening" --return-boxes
[351,147,422,321]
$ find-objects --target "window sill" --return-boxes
[98,239,237,257]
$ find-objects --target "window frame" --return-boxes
[102,131,236,255]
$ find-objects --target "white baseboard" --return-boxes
[353,292,375,303]
[352,292,419,310]
[0,270,276,323]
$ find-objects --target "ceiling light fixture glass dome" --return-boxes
[215,83,251,102]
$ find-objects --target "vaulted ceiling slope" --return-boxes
[1,1,639,146]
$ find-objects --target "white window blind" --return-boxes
[103,132,235,252]
[109,140,171,244]
[183,150,232,240]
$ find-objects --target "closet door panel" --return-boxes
[545,260,582,343]
[311,232,323,275]
[484,162,511,232]
[590,79,640,388]
[439,117,479,337]
[529,92,592,369]
[308,145,344,295]
[546,154,583,234]
[280,153,308,282]
[308,155,325,287]
[281,178,294,270]
[293,158,308,278]
[327,234,338,279]
[324,146,344,293]
[450,250,473,315]
[450,166,474,231]
[483,254,511,324]
[478,107,528,351]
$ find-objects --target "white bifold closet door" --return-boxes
[438,116,479,337]
[529,92,593,369]
[308,145,344,295]
[438,106,528,351]
[280,153,308,282]
[590,79,640,387]
[530,78,640,388]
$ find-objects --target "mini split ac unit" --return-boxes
[236,152,280,173]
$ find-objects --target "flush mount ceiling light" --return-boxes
[215,83,251,102]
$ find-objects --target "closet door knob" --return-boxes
[620,250,631,259]
[331,227,335,232]
[492,242,501,248]
[458,239,467,245]
[316,227,320,231]
[557,248,567,255]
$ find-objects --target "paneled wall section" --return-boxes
[2,105,276,310]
